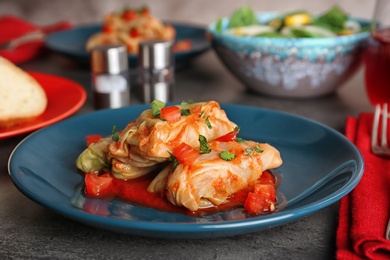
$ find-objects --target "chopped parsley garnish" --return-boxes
[168,152,180,172]
[244,146,264,156]
[150,99,166,116]
[234,126,240,131]
[111,125,119,142]
[180,109,191,116]
[236,137,245,143]
[205,116,212,129]
[220,151,236,161]
[199,135,211,154]
[255,146,264,153]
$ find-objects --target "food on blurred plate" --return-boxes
[76,100,283,216]
[215,5,368,38]
[0,57,47,128]
[86,6,191,53]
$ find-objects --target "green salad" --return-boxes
[215,5,368,38]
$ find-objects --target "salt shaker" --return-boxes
[90,44,131,109]
[137,40,174,103]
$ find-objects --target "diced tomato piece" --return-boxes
[173,142,199,165]
[140,7,150,16]
[215,130,239,142]
[86,134,103,146]
[244,192,274,215]
[258,171,276,185]
[85,173,115,198]
[130,28,139,38]
[254,183,276,201]
[102,24,115,34]
[160,106,181,123]
[122,10,138,21]
[190,104,202,115]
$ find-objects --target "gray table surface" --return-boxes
[0,50,372,260]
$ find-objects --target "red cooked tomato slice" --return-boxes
[160,106,181,123]
[130,28,139,38]
[85,135,103,146]
[140,7,150,16]
[173,142,199,166]
[102,25,115,34]
[254,183,276,202]
[85,173,114,198]
[244,192,267,215]
[215,130,239,142]
[244,192,274,215]
[122,10,137,21]
[258,171,276,185]
[190,104,202,115]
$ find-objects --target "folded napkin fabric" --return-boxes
[336,113,390,260]
[0,15,71,64]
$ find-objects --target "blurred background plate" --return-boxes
[0,72,86,138]
[45,22,210,68]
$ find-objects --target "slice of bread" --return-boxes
[0,57,47,128]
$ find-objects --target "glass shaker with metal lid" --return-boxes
[90,44,131,109]
[137,39,174,103]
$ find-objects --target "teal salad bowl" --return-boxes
[208,12,370,98]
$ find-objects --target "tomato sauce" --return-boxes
[84,170,278,216]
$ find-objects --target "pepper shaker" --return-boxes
[90,44,131,109]
[137,39,174,103]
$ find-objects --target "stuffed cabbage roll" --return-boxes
[76,136,112,173]
[148,140,283,211]
[108,101,238,179]
[76,100,238,179]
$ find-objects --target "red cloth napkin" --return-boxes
[0,15,72,64]
[336,113,390,259]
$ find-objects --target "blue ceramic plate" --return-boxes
[45,23,210,67]
[8,104,364,239]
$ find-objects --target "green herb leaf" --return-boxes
[290,28,323,38]
[181,109,191,116]
[215,17,223,33]
[236,137,245,143]
[244,146,264,156]
[255,31,290,38]
[311,5,348,34]
[205,116,212,129]
[111,125,119,142]
[200,111,206,118]
[168,152,180,172]
[150,99,166,116]
[220,150,236,161]
[255,146,264,153]
[199,135,211,154]
[228,5,258,29]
